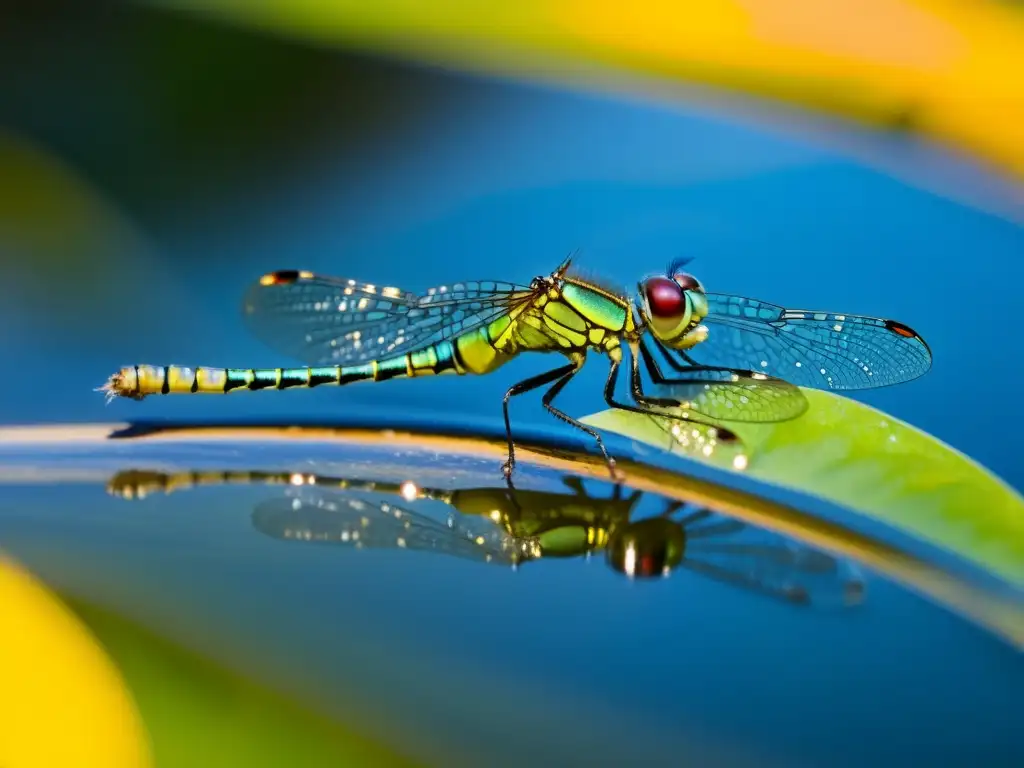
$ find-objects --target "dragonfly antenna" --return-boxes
[667,255,695,275]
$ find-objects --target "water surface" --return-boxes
[0,422,1020,766]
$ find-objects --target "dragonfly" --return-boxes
[107,469,866,606]
[100,256,932,478]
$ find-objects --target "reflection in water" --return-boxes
[109,469,865,608]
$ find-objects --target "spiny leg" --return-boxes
[602,351,738,444]
[632,343,740,440]
[633,342,717,410]
[656,339,698,371]
[602,357,681,443]
[541,358,621,480]
[648,339,811,429]
[561,476,590,496]
[642,338,734,381]
[502,362,577,479]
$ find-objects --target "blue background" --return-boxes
[0,6,1021,766]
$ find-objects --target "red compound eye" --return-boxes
[673,272,702,292]
[644,277,684,318]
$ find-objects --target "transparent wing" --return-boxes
[242,270,537,365]
[642,412,750,468]
[683,293,932,390]
[680,510,866,608]
[252,489,532,565]
[648,366,808,424]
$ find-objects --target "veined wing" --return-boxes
[650,367,808,424]
[683,293,932,390]
[682,512,866,608]
[242,270,537,365]
[252,489,534,566]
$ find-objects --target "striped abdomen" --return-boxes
[102,328,509,400]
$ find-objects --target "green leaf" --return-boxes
[582,389,1024,588]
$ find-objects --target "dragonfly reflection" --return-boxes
[109,469,866,608]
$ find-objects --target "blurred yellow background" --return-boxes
[161,0,1024,186]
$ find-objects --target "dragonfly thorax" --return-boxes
[494,273,635,359]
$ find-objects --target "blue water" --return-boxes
[0,437,1020,767]
[1,7,1022,766]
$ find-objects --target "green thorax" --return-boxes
[491,276,632,355]
[559,278,629,332]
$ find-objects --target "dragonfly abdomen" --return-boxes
[101,364,377,399]
[100,333,511,400]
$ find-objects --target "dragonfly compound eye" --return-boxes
[673,272,704,294]
[643,277,685,319]
[643,276,701,344]
[607,518,686,578]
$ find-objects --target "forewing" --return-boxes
[685,293,932,390]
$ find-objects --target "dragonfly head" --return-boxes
[606,518,686,578]
[639,268,709,348]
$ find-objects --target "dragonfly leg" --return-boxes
[561,476,591,496]
[673,506,714,527]
[602,349,740,443]
[641,339,808,425]
[643,339,745,380]
[638,340,736,390]
[655,342,699,371]
[501,361,578,479]
[658,499,686,517]
[542,359,621,480]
